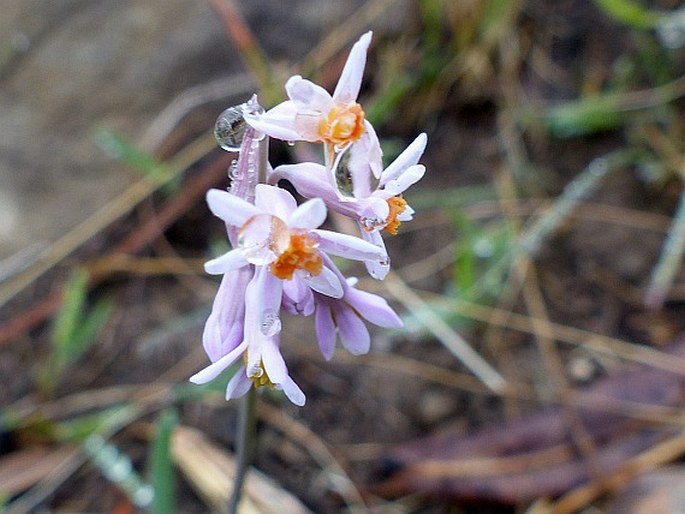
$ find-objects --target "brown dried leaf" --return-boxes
[171,425,313,514]
[375,339,685,504]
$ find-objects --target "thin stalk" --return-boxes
[227,386,257,514]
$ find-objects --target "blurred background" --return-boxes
[2,0,685,512]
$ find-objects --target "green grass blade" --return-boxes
[593,0,663,29]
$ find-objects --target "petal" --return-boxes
[286,75,334,113]
[244,100,301,141]
[302,266,343,298]
[345,287,403,328]
[275,163,368,219]
[202,267,252,361]
[381,164,426,196]
[336,305,371,355]
[282,277,315,316]
[262,337,287,384]
[225,367,252,400]
[255,184,297,220]
[380,133,428,187]
[288,198,327,230]
[260,270,283,336]
[312,229,387,261]
[333,31,372,104]
[204,249,249,275]
[280,376,306,406]
[359,228,390,280]
[314,300,336,360]
[347,129,382,198]
[189,340,248,384]
[206,189,261,227]
[363,121,383,179]
[398,204,415,222]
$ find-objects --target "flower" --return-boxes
[190,266,306,405]
[244,32,377,168]
[313,256,402,360]
[272,133,428,279]
[204,183,388,298]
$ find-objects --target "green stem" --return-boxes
[227,386,257,514]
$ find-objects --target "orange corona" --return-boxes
[384,197,407,235]
[270,232,323,280]
[318,102,366,147]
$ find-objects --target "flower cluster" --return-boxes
[190,32,427,405]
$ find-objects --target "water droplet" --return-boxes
[359,216,385,231]
[261,309,281,336]
[237,214,290,265]
[330,147,357,200]
[286,140,296,147]
[228,159,238,180]
[215,105,246,151]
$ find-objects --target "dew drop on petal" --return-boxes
[215,105,247,151]
[330,146,357,201]
[238,214,290,265]
[261,309,281,336]
[287,140,296,147]
[228,159,238,180]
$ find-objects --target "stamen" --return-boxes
[318,102,366,147]
[270,231,323,280]
[384,197,407,235]
[244,353,275,389]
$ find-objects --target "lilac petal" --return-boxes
[286,75,334,113]
[314,301,336,360]
[336,305,371,355]
[333,31,372,104]
[312,229,387,261]
[302,266,343,298]
[260,270,283,336]
[244,100,301,141]
[189,340,248,384]
[255,184,297,220]
[381,164,426,196]
[288,198,327,229]
[380,133,428,187]
[363,121,383,179]
[206,189,261,227]
[202,268,251,361]
[280,376,306,406]
[347,130,381,198]
[226,368,252,400]
[282,276,315,316]
[202,310,243,362]
[261,337,287,384]
[275,163,365,219]
[345,287,403,328]
[359,228,390,280]
[204,249,249,275]
[398,204,415,222]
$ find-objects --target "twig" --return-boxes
[383,271,508,393]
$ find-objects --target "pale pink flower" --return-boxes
[190,266,305,405]
[272,133,427,279]
[245,32,378,170]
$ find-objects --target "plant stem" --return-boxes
[227,386,257,514]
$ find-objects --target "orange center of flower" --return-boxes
[318,102,366,147]
[384,197,407,235]
[270,231,323,280]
